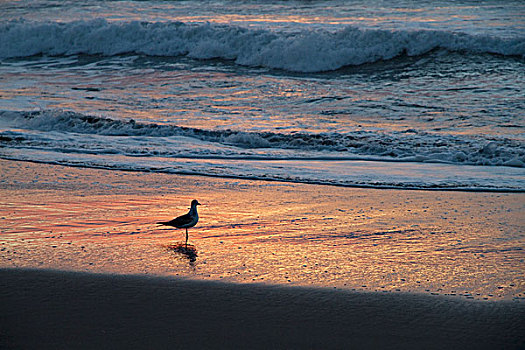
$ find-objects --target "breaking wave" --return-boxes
[1,19,524,72]
[1,110,523,168]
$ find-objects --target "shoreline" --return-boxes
[1,157,523,193]
[2,267,524,349]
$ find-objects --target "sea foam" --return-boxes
[1,110,523,168]
[1,19,524,72]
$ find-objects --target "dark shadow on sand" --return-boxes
[2,268,525,349]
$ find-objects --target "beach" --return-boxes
[1,1,524,347]
[1,159,524,299]
[2,268,524,350]
[1,159,525,348]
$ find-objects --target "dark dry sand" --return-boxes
[1,268,524,349]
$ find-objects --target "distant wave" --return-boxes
[1,110,523,168]
[1,19,524,72]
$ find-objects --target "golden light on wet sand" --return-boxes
[1,160,523,301]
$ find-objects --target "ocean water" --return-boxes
[1,0,524,191]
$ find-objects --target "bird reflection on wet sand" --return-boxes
[165,243,198,263]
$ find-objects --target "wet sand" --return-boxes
[1,159,524,301]
[1,268,524,349]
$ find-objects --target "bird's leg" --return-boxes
[185,228,188,248]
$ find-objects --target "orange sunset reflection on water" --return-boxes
[1,161,523,302]
[98,8,487,29]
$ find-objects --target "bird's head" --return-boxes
[191,199,201,207]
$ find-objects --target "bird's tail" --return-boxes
[157,221,168,225]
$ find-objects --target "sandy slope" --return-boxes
[1,268,524,349]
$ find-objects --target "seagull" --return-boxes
[158,199,201,247]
